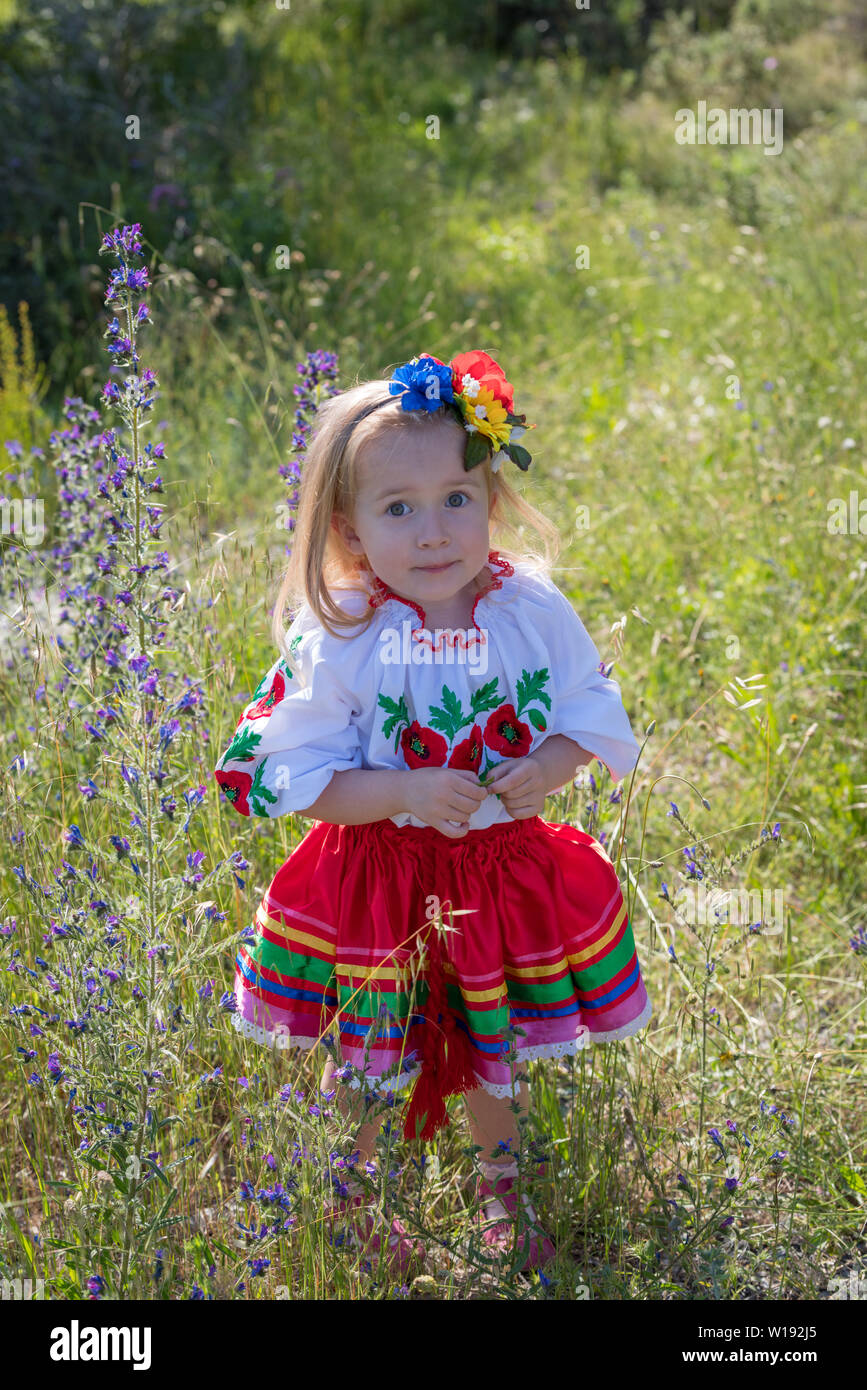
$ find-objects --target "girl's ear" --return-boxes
[332,512,365,557]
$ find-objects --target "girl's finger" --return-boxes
[482,765,507,783]
[493,775,525,795]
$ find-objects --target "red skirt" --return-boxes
[230,815,652,1142]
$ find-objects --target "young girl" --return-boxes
[215,350,652,1274]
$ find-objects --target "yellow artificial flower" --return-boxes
[456,384,511,448]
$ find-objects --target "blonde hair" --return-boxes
[271,373,562,655]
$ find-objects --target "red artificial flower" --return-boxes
[400,722,449,769]
[449,350,515,413]
[214,768,253,816]
[483,704,533,758]
[447,724,485,772]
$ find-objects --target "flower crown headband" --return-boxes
[383,349,536,473]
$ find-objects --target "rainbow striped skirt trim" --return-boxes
[229,814,652,1128]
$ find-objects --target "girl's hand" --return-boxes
[482,756,548,820]
[402,768,489,838]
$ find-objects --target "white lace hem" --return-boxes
[472,996,655,1096]
[345,1067,418,1096]
[229,995,653,1099]
[229,1011,322,1052]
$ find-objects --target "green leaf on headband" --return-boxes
[504,443,532,470]
[504,410,526,426]
[463,432,491,469]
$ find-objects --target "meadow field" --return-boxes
[1,0,866,1301]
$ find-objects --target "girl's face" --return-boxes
[333,423,497,605]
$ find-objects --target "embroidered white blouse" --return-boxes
[214,551,642,831]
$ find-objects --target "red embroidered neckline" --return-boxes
[366,550,514,633]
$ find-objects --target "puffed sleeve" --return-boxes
[213,607,367,818]
[542,579,642,783]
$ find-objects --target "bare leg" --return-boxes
[320,1056,385,1166]
[463,1080,529,1163]
[319,1057,425,1268]
[463,1081,541,1225]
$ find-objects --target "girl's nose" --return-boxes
[415,514,451,545]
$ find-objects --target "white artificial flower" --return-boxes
[491,451,508,472]
[461,374,480,399]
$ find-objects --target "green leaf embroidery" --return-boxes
[219,724,262,767]
[251,671,270,700]
[427,685,466,742]
[249,759,278,816]
[377,692,412,752]
[468,678,503,720]
[515,667,552,716]
[251,657,294,702]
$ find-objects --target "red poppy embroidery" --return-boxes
[246,669,288,721]
[214,760,277,817]
[214,768,252,817]
[447,723,484,772]
[220,661,296,766]
[400,721,448,769]
[378,665,551,776]
[483,703,534,758]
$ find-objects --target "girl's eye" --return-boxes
[385,493,470,517]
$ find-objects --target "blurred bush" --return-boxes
[0,0,263,389]
[642,0,867,114]
[295,0,739,70]
[1,0,864,422]
[0,301,47,456]
[641,0,859,127]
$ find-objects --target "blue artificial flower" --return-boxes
[388,355,454,413]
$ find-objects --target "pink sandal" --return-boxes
[475,1168,556,1271]
[327,1190,426,1275]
